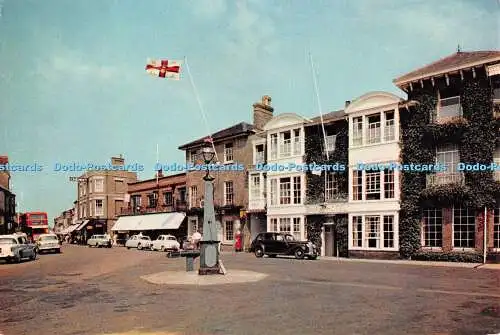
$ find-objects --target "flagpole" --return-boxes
[183,56,219,162]
[156,143,159,185]
[309,52,329,161]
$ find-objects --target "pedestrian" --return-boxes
[192,230,202,249]
[234,230,242,252]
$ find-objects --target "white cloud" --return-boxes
[224,0,279,60]
[35,47,118,82]
[190,0,228,18]
[352,0,493,47]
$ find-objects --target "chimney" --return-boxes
[0,155,8,165]
[157,169,164,178]
[253,95,274,131]
[111,156,124,166]
[345,101,351,108]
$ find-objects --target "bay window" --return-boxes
[250,174,261,199]
[352,117,363,146]
[270,176,302,206]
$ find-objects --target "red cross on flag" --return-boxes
[145,59,182,80]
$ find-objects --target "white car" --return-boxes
[125,235,152,250]
[87,234,112,248]
[150,235,180,252]
[36,233,61,253]
[0,234,37,263]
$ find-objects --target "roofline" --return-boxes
[393,55,500,86]
[178,130,254,150]
[305,116,348,127]
[128,172,186,185]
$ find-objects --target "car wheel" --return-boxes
[160,246,165,252]
[14,254,21,263]
[56,249,61,253]
[126,246,131,249]
[294,248,305,260]
[254,247,264,258]
[137,244,143,250]
[30,251,36,260]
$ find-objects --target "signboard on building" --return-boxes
[487,64,500,77]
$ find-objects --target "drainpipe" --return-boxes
[483,206,487,264]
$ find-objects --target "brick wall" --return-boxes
[185,135,253,209]
[442,207,453,252]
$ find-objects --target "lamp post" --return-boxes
[198,144,222,275]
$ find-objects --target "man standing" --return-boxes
[192,230,202,249]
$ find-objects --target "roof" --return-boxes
[178,122,254,150]
[307,110,346,126]
[128,172,186,185]
[394,50,500,86]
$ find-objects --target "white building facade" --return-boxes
[263,113,311,240]
[345,92,402,257]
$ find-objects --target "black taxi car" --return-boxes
[249,232,318,260]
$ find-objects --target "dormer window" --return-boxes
[280,131,292,157]
[352,117,363,146]
[384,111,395,141]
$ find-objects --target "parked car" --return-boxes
[36,233,61,253]
[0,234,37,263]
[150,235,180,251]
[125,235,152,250]
[249,232,318,260]
[87,234,112,248]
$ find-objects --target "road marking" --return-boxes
[286,279,500,298]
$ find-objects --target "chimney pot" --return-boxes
[262,95,271,106]
[345,100,351,108]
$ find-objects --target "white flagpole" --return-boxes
[183,56,219,162]
[156,143,159,185]
[309,52,329,161]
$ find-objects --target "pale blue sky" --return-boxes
[0,0,498,224]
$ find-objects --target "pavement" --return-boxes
[0,244,499,335]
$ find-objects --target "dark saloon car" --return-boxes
[249,232,318,260]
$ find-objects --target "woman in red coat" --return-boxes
[234,230,242,252]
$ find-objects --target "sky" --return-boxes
[0,0,498,225]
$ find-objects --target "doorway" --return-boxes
[324,224,337,257]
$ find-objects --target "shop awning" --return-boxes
[111,212,185,231]
[58,224,79,234]
[111,216,142,231]
[139,212,185,230]
[74,220,90,231]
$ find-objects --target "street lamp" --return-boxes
[198,144,222,275]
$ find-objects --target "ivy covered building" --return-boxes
[303,109,349,257]
[393,50,500,262]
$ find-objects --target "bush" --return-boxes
[412,251,482,263]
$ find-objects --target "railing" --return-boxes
[384,120,395,141]
[249,198,266,210]
[433,96,463,123]
[325,192,348,203]
[255,151,265,164]
[426,172,465,186]
[367,122,381,144]
[280,141,291,157]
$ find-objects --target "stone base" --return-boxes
[198,267,221,275]
[141,270,268,286]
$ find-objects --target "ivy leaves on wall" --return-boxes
[399,76,499,260]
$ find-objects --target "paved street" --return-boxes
[0,245,499,335]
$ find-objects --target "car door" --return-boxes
[154,236,163,249]
[274,234,289,254]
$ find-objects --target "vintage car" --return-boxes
[249,232,318,260]
[150,234,180,252]
[0,234,37,263]
[36,233,61,253]
[125,235,152,250]
[87,234,112,248]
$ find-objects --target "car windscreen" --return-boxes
[0,238,17,244]
[141,237,150,240]
[40,236,58,241]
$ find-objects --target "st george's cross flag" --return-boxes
[145,59,182,80]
